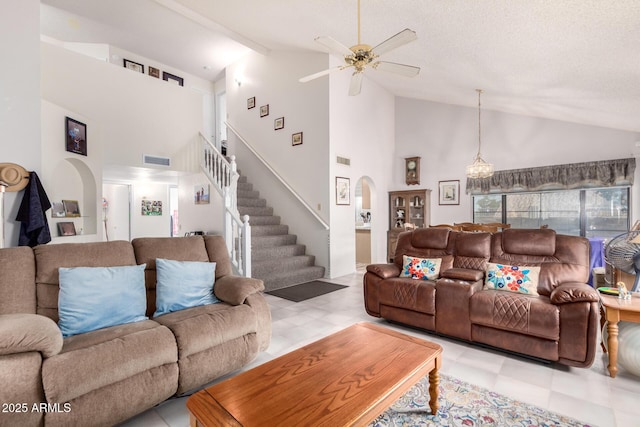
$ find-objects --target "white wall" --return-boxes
[395,97,640,225]
[0,1,41,247]
[328,59,396,277]
[225,51,332,271]
[131,183,170,238]
[41,42,204,169]
[177,172,223,236]
[41,100,101,243]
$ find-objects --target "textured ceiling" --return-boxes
[41,0,640,133]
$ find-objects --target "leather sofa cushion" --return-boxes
[470,290,559,341]
[378,278,436,315]
[502,228,556,256]
[42,320,177,403]
[440,268,484,281]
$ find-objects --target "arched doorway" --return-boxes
[355,176,375,268]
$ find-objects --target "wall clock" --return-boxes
[405,157,420,185]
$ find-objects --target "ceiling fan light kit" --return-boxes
[466,89,494,179]
[299,0,420,96]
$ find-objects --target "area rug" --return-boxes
[370,374,592,427]
[265,281,347,302]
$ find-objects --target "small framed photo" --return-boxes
[65,117,87,156]
[57,222,76,237]
[63,200,81,217]
[292,132,303,146]
[162,71,184,86]
[247,97,256,109]
[439,180,460,205]
[141,200,163,216]
[274,117,284,130]
[260,104,269,117]
[124,59,144,73]
[194,184,210,204]
[51,202,66,218]
[148,66,160,78]
[336,177,350,205]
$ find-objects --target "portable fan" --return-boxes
[604,230,640,292]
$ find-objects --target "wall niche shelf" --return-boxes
[387,189,431,262]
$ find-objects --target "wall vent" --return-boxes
[143,154,171,167]
[336,156,351,166]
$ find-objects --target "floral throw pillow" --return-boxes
[485,262,540,295]
[400,255,442,281]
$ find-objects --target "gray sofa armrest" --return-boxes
[550,283,599,304]
[214,275,265,305]
[0,313,63,358]
[366,263,401,279]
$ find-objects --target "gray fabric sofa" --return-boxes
[0,235,271,427]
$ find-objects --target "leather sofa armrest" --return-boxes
[366,263,401,279]
[214,275,265,305]
[550,283,599,304]
[440,268,484,282]
[0,314,63,358]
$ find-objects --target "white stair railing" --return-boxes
[200,132,251,277]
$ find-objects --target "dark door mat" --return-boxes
[265,281,348,302]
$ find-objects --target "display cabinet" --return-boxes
[387,189,431,261]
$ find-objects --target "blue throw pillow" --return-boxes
[153,258,218,317]
[58,264,148,337]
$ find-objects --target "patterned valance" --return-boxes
[466,158,636,195]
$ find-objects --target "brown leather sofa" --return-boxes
[0,235,271,427]
[364,228,599,368]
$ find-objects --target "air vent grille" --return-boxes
[336,156,351,166]
[143,154,171,167]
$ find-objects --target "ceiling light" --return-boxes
[466,89,494,179]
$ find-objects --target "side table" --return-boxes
[599,293,640,377]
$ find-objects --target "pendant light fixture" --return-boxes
[466,89,494,179]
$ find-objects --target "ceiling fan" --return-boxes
[299,0,420,96]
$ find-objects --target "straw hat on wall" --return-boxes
[0,163,30,192]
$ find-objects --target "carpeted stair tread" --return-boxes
[262,266,326,292]
[248,215,281,226]
[252,244,306,261]
[252,255,316,277]
[251,224,289,236]
[238,197,267,207]
[238,189,260,199]
[239,206,274,216]
[252,234,298,248]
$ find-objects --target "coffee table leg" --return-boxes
[428,368,439,414]
[607,320,619,378]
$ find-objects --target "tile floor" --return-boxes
[121,268,640,427]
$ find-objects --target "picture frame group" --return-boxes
[123,58,183,86]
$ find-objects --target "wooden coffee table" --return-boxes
[600,293,640,377]
[187,322,442,426]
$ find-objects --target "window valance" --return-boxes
[466,158,636,195]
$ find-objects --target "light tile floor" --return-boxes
[120,268,640,427]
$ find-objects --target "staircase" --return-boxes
[236,173,325,291]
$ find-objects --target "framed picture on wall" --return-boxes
[141,200,163,216]
[194,185,210,204]
[65,117,87,156]
[57,222,76,236]
[260,104,269,117]
[63,199,81,217]
[51,202,66,218]
[247,97,256,109]
[438,180,460,205]
[292,132,303,146]
[274,117,284,130]
[148,66,160,78]
[336,177,350,205]
[123,59,144,73]
[162,71,184,86]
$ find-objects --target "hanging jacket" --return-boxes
[16,171,52,247]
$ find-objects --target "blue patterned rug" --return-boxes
[370,374,593,427]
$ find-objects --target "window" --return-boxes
[473,187,629,238]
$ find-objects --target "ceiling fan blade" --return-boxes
[373,61,420,77]
[348,72,363,96]
[314,36,354,57]
[372,28,417,56]
[299,67,340,83]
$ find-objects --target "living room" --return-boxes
[2,1,640,426]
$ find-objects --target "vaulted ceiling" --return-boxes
[41,0,640,133]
